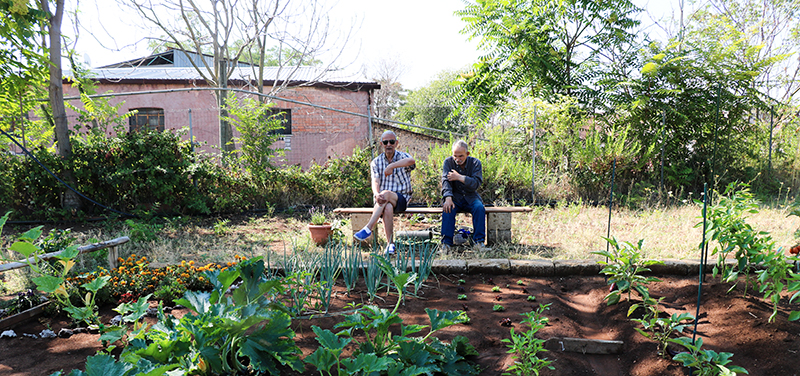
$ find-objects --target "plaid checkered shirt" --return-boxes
[370,150,415,203]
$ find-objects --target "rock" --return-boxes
[23,333,38,339]
[110,315,123,326]
[146,307,159,317]
[1,330,17,338]
[163,306,174,313]
[88,325,100,334]
[73,327,88,334]
[39,329,57,339]
[58,328,73,338]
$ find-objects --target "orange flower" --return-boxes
[790,244,800,255]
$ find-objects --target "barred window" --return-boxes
[267,109,291,136]
[129,108,165,132]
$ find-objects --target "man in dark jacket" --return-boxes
[441,140,489,253]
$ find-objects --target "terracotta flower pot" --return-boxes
[308,223,332,246]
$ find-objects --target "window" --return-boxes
[129,108,165,132]
[267,109,291,137]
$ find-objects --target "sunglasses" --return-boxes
[382,140,396,145]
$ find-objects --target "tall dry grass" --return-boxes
[511,203,799,261]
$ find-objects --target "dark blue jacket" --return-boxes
[441,156,483,203]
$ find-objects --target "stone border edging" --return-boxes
[431,258,732,276]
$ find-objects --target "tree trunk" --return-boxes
[43,0,81,211]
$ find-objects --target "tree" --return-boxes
[123,0,354,155]
[455,0,642,120]
[364,55,406,120]
[396,69,467,135]
[40,0,84,210]
[688,0,800,108]
[0,0,50,150]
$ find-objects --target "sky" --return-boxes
[68,0,681,91]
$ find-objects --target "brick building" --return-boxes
[63,49,380,169]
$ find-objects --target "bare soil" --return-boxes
[2,274,800,376]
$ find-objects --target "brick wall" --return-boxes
[63,83,371,170]
[371,122,447,162]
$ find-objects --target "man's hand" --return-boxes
[375,192,387,205]
[446,169,464,182]
[443,197,455,213]
[384,165,394,177]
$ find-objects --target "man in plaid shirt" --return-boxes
[353,131,416,255]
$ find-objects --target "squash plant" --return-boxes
[120,256,304,375]
[0,212,107,327]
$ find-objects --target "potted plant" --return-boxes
[308,207,332,246]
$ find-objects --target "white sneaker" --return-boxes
[385,243,396,256]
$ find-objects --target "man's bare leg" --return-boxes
[382,203,395,244]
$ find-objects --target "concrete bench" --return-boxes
[333,206,532,245]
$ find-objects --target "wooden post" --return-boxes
[107,246,119,269]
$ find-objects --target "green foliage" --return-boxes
[493,304,505,312]
[593,237,663,305]
[0,212,104,326]
[613,36,773,194]
[224,92,285,176]
[502,304,554,376]
[629,289,695,358]
[702,183,773,293]
[396,70,468,135]
[123,257,304,375]
[670,337,749,375]
[70,128,210,215]
[48,353,179,376]
[455,0,641,120]
[305,255,479,376]
[702,183,800,322]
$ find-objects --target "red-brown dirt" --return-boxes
[2,273,800,376]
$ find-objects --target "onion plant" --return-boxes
[316,241,343,313]
[341,243,363,294]
[363,252,385,302]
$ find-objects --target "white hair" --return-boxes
[452,140,469,152]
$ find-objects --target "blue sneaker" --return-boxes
[354,228,372,241]
[385,243,396,256]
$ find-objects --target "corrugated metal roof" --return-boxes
[67,66,376,87]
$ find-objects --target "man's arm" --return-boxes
[441,157,455,199]
[383,155,416,176]
[460,158,483,192]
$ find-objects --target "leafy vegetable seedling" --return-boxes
[527,295,536,301]
[493,304,505,312]
[517,280,525,285]
[492,286,501,292]
[457,279,466,285]
[458,294,467,300]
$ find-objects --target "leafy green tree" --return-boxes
[396,69,467,135]
[455,0,641,120]
[612,36,772,193]
[0,0,50,151]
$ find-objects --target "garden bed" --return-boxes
[1,274,800,375]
